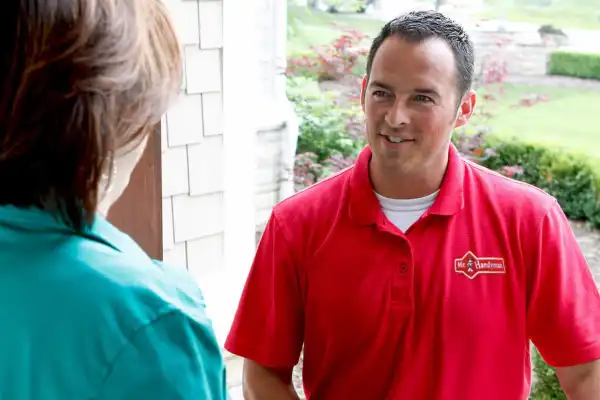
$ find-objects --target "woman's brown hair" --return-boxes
[0,0,182,231]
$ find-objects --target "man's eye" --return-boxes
[372,90,389,98]
[415,94,433,103]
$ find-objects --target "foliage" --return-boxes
[530,347,567,400]
[463,34,600,229]
[287,77,365,162]
[548,51,600,81]
[287,29,368,81]
[293,152,356,191]
[457,134,600,228]
[286,75,364,190]
[287,5,381,55]
[320,0,368,13]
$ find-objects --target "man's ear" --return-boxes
[454,90,477,129]
[361,75,368,112]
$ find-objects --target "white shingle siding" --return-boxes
[172,192,225,242]
[166,94,204,146]
[187,233,224,279]
[163,243,188,269]
[171,0,200,45]
[201,92,223,136]
[188,136,224,195]
[185,47,222,94]
[162,146,190,196]
[198,1,223,49]
[161,0,293,285]
[160,0,225,276]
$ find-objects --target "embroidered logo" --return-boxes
[454,251,506,279]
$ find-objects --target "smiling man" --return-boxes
[225,11,600,399]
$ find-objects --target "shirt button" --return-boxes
[400,262,408,273]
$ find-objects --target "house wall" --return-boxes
[160,0,226,281]
[160,0,297,346]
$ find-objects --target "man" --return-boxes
[225,11,600,399]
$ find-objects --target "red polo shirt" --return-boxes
[225,145,600,399]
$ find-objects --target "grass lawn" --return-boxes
[478,0,600,30]
[287,6,600,168]
[288,6,382,55]
[469,84,600,166]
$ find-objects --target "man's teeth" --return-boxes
[387,136,405,143]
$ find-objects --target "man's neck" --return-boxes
[369,156,449,200]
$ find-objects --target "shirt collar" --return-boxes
[348,144,465,226]
[0,205,135,255]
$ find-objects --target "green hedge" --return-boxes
[480,139,600,228]
[481,139,600,398]
[547,50,600,81]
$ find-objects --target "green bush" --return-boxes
[287,76,365,163]
[530,347,567,400]
[481,139,600,228]
[547,50,600,81]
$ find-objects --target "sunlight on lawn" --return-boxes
[470,84,600,162]
[477,0,600,30]
[286,6,600,167]
[288,6,382,55]
[478,6,600,30]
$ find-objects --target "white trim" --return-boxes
[200,0,259,348]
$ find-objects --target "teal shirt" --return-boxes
[0,205,228,399]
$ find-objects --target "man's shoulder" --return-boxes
[274,164,354,220]
[464,159,557,216]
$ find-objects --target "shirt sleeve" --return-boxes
[527,200,600,367]
[224,210,304,375]
[98,310,229,400]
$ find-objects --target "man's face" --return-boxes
[361,36,476,175]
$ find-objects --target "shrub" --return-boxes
[287,76,365,163]
[287,30,368,81]
[480,138,600,228]
[292,94,364,161]
[530,347,567,400]
[547,51,600,81]
[293,152,357,191]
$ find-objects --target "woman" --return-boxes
[0,1,227,399]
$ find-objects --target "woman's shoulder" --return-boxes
[0,214,222,397]
[60,230,209,335]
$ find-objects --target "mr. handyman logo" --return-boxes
[454,251,506,279]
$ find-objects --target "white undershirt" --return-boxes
[374,190,439,233]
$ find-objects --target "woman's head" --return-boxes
[0,0,181,230]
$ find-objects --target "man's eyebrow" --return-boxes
[414,88,441,98]
[369,81,441,98]
[368,80,394,91]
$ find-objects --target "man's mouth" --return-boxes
[385,135,413,144]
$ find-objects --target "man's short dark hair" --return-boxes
[366,10,475,99]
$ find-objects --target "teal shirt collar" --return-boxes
[0,205,135,256]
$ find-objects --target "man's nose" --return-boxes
[385,99,409,128]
